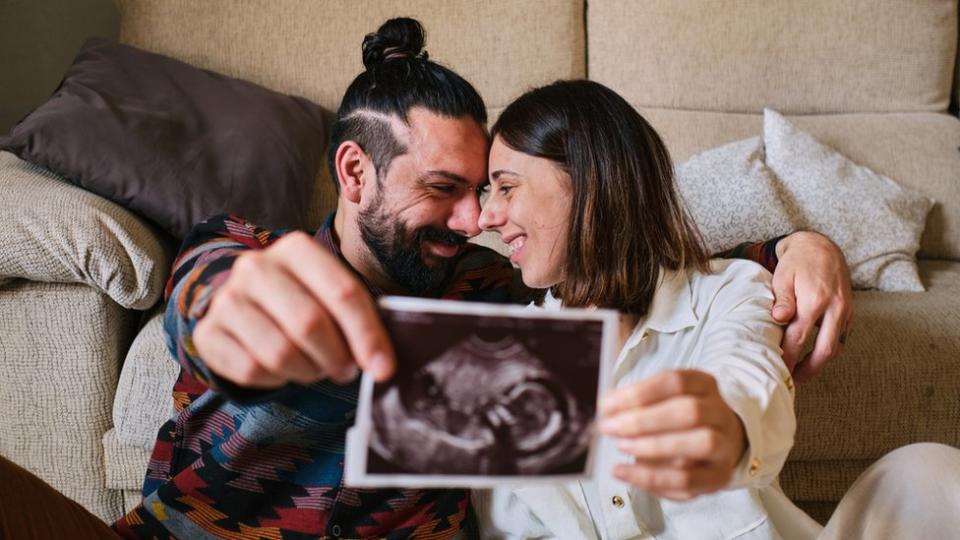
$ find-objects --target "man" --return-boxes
[0,17,852,540]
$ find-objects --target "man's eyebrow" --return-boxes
[490,169,519,181]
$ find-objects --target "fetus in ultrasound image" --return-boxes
[368,308,603,476]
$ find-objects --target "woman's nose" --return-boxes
[478,195,504,231]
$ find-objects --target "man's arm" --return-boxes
[717,232,854,383]
[163,215,395,401]
[163,214,285,394]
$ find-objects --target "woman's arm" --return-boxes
[599,261,795,499]
[718,232,853,381]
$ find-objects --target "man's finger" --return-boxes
[600,370,715,416]
[797,305,844,382]
[216,292,322,384]
[770,270,797,324]
[244,264,356,382]
[781,313,816,373]
[277,234,396,381]
[195,322,288,389]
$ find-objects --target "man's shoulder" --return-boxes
[456,242,510,268]
[444,243,534,303]
[181,213,298,250]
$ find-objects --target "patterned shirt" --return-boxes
[112,213,779,539]
[113,214,518,539]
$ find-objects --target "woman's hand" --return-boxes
[598,370,746,501]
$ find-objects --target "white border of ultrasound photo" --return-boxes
[344,296,620,489]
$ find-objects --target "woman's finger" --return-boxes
[600,370,716,416]
[615,428,739,465]
[612,461,731,497]
[599,395,724,437]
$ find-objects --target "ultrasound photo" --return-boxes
[345,297,618,488]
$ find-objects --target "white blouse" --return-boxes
[474,259,824,540]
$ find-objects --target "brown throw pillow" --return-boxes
[0,38,326,239]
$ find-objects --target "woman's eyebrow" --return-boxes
[490,169,519,180]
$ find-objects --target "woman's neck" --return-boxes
[617,312,641,352]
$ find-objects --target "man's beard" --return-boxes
[359,200,467,297]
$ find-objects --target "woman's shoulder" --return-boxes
[687,258,776,314]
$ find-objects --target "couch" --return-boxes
[1,0,958,527]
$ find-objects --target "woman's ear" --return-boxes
[335,141,372,204]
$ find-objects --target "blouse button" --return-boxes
[748,458,762,477]
[331,524,342,537]
[612,495,625,508]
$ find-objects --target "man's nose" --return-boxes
[449,192,483,237]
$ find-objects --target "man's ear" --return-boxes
[335,141,373,204]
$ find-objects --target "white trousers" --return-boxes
[819,443,960,540]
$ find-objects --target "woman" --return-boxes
[472,80,960,539]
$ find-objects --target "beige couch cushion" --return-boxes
[589,0,958,114]
[791,260,960,461]
[0,152,172,309]
[637,109,960,260]
[118,0,586,227]
[0,281,140,522]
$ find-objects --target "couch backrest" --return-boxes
[588,0,959,115]
[117,0,586,225]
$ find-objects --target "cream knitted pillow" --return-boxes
[676,137,794,254]
[763,109,934,291]
[0,151,171,308]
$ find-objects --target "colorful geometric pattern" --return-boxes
[113,214,516,539]
[717,236,783,275]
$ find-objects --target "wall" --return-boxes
[0,0,119,133]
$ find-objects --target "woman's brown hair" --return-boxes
[491,80,710,316]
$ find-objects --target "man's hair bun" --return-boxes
[362,17,429,69]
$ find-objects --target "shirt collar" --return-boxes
[619,267,698,355]
[642,267,699,334]
[541,267,699,335]
[312,212,386,298]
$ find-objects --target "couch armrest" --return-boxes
[0,151,172,309]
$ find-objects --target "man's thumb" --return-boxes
[772,285,796,323]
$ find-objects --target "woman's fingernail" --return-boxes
[599,417,619,433]
[601,396,621,415]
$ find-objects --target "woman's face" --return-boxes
[479,136,572,289]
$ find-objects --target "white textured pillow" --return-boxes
[0,151,172,308]
[763,110,934,291]
[676,137,794,253]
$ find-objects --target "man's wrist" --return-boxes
[775,230,823,259]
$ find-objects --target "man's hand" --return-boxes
[193,232,396,389]
[771,231,853,383]
[599,370,746,501]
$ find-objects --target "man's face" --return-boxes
[358,107,488,296]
